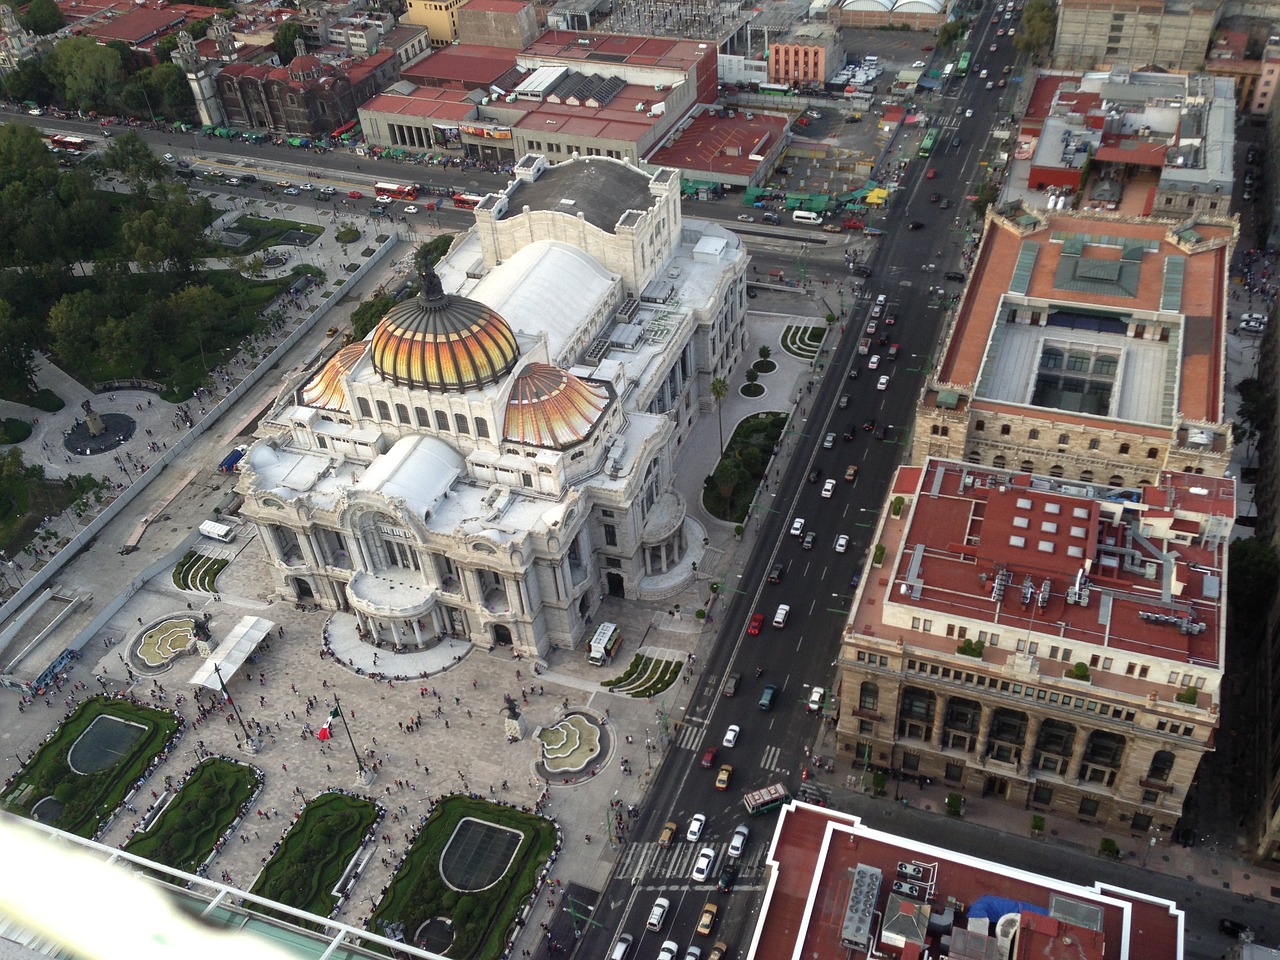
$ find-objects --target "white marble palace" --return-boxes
[236,153,749,658]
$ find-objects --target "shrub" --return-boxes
[1068,662,1090,680]
[945,793,963,817]
[872,543,886,565]
[0,418,31,443]
[891,496,905,517]
[1099,837,1120,859]
[1031,814,1046,834]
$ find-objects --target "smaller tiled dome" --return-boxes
[300,342,366,412]
[504,363,610,450]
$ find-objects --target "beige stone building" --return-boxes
[913,206,1236,487]
[402,0,469,46]
[1052,0,1218,71]
[836,458,1233,835]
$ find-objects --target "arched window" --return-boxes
[1119,443,1131,455]
[395,403,410,424]
[1049,464,1064,477]
[1080,470,1095,482]
[357,397,372,418]
[992,455,1007,469]
[435,410,449,431]
[1146,750,1175,782]
[966,450,981,463]
[1028,429,1040,441]
[859,682,879,711]
[1000,424,1011,436]
[474,418,490,439]
[1019,459,1034,473]
[1146,447,1159,459]
[930,425,940,436]
[1088,438,1100,450]
[974,420,986,432]
[1040,348,1063,369]
[940,426,949,437]
[455,413,470,435]
[376,400,391,421]
[415,406,430,427]
[1109,475,1124,486]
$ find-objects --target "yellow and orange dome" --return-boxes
[504,363,610,450]
[300,342,366,411]
[370,265,519,392]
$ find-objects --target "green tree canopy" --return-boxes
[1,56,56,105]
[1228,537,1279,636]
[101,130,166,195]
[350,294,395,341]
[18,0,65,35]
[46,35,123,111]
[1016,0,1057,55]
[0,299,36,396]
[274,22,305,64]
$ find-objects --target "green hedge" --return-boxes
[0,418,31,443]
[370,796,557,960]
[0,697,179,837]
[125,758,259,872]
[250,791,379,923]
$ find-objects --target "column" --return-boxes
[974,709,996,762]
[931,694,946,750]
[411,618,424,648]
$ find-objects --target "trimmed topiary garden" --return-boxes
[370,796,557,960]
[602,654,683,697]
[250,791,380,924]
[173,550,229,592]
[125,758,260,872]
[0,697,180,838]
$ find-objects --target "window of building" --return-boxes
[434,410,449,432]
[860,682,879,711]
[1032,784,1053,806]
[1078,797,1100,818]
[974,420,985,432]
[1000,424,1011,436]
[603,524,617,546]
[415,406,430,427]
[1131,812,1153,831]
[1119,443,1130,455]
[605,557,621,568]
[357,397,372,418]
[395,403,410,424]
[376,400,391,421]
[1057,434,1069,446]
[1088,438,1100,450]
[945,762,964,782]
[922,619,932,633]
[1028,428,1040,441]
[1147,448,1159,459]
[901,753,920,772]
[455,414,470,435]
[475,418,489,439]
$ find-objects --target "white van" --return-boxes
[793,210,822,224]
[587,621,621,665]
[199,520,236,543]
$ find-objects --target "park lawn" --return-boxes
[370,796,557,960]
[702,411,789,522]
[0,697,179,838]
[250,791,379,924]
[0,474,97,557]
[125,758,259,873]
[227,215,325,256]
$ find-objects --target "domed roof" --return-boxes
[300,342,366,412]
[503,363,611,450]
[370,262,519,393]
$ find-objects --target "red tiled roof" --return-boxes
[646,110,787,178]
[759,803,1183,960]
[401,44,517,86]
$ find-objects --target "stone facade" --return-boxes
[1052,0,1218,71]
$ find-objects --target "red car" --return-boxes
[843,217,865,230]
[795,116,810,126]
[748,613,764,635]
[347,190,364,199]
[926,168,936,179]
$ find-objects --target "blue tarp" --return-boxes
[968,896,1050,921]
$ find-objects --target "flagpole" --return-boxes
[332,695,374,786]
[212,661,261,753]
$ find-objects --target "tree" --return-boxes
[46,36,123,111]
[47,291,98,364]
[710,377,729,453]
[1229,537,1278,636]
[937,19,968,49]
[274,22,306,65]
[744,368,759,385]
[0,299,37,397]
[18,0,65,35]
[757,345,771,362]
[1,56,56,106]
[1234,376,1273,444]
[350,294,395,341]
[101,131,166,195]
[1016,0,1057,56]
[971,179,999,218]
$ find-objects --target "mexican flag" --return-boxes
[317,723,331,741]
[330,707,341,719]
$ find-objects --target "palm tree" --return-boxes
[710,377,729,453]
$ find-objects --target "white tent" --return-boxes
[188,616,275,690]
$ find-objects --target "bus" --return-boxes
[918,129,939,158]
[49,134,92,152]
[452,192,484,209]
[956,51,971,77]
[758,82,793,97]
[941,62,955,82]
[374,181,419,201]
[743,782,791,815]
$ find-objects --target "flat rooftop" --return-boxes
[500,156,655,231]
[757,802,1183,960]
[854,459,1232,671]
[522,29,712,72]
[645,108,787,179]
[941,211,1232,426]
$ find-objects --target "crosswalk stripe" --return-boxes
[761,745,780,770]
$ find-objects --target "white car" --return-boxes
[300,182,314,191]
[912,59,926,68]
[877,375,890,391]
[162,153,175,163]
[823,433,836,449]
[835,534,849,553]
[806,109,822,119]
[790,518,805,537]
[282,187,300,196]
[647,898,671,932]
[868,355,881,370]
[225,177,241,186]
[875,294,887,306]
[737,214,754,222]
[965,108,974,118]
[403,204,419,214]
[376,193,393,203]
[692,846,716,882]
[821,479,837,498]
[808,686,826,712]
[687,813,706,842]
[728,824,749,858]
[657,942,679,960]
[723,724,740,748]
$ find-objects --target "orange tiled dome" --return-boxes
[504,363,610,450]
[370,264,519,392]
[300,342,366,411]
